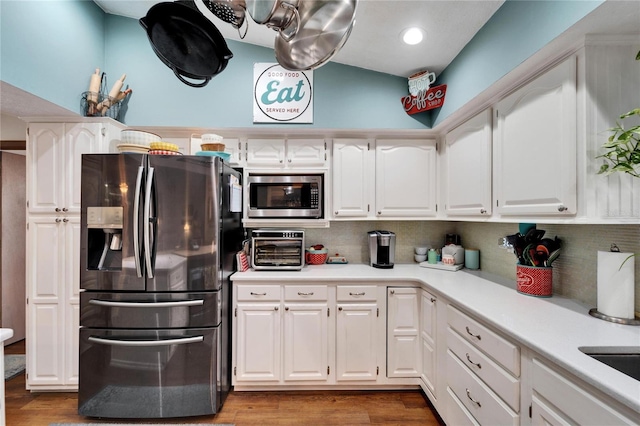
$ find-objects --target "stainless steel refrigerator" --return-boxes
[78,153,242,418]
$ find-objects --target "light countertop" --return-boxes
[232,263,640,414]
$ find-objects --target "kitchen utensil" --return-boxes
[197,0,247,32]
[274,0,357,71]
[139,1,233,88]
[246,0,300,41]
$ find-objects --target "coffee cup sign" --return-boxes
[408,70,436,96]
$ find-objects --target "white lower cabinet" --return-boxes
[387,287,420,378]
[233,283,382,386]
[444,304,521,426]
[529,356,639,425]
[336,286,379,381]
[420,289,437,399]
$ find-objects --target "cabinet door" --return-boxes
[387,287,420,378]
[26,216,65,387]
[376,139,437,217]
[235,303,281,382]
[332,139,374,218]
[65,123,104,213]
[224,138,245,167]
[64,216,81,386]
[246,139,286,167]
[336,303,377,381]
[283,303,328,381]
[421,290,437,395]
[444,110,492,216]
[27,123,65,214]
[287,139,327,167]
[494,56,577,216]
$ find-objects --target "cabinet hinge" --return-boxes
[529,404,532,418]
[324,153,327,161]
[234,307,237,317]
[238,141,241,150]
[327,366,330,375]
[324,142,327,150]
[496,200,499,207]
[435,204,438,212]
[26,127,30,136]
[26,297,28,305]
[367,204,370,212]
[376,366,379,375]
[327,307,330,317]
[377,308,379,317]
[101,127,106,136]
[234,366,236,376]
[367,142,370,150]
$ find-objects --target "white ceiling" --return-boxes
[93,0,505,78]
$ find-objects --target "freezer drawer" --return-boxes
[80,291,222,329]
[79,327,223,418]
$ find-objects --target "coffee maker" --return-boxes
[368,230,396,269]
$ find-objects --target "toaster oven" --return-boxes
[251,229,305,270]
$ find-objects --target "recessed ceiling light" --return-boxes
[402,27,423,45]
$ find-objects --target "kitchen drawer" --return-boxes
[446,349,519,426]
[337,285,377,302]
[447,327,520,412]
[447,305,520,376]
[236,285,281,302]
[532,358,638,425]
[284,285,328,301]
[446,386,481,426]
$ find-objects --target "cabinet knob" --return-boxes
[279,159,283,163]
[62,218,69,223]
[285,306,289,311]
[480,209,486,214]
[334,211,338,215]
[55,218,61,223]
[62,207,68,212]
[557,205,568,212]
[430,297,436,303]
[55,208,61,212]
[390,290,395,295]
[274,306,279,311]
[288,159,291,163]
[338,307,343,311]
[377,211,381,215]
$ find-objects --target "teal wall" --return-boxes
[104,14,422,129]
[0,0,105,114]
[1,0,605,129]
[431,0,604,126]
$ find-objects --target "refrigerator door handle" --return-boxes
[89,299,204,308]
[88,335,204,347]
[144,166,155,279]
[133,165,144,278]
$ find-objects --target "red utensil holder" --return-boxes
[516,264,552,297]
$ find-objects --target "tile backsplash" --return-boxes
[304,221,640,315]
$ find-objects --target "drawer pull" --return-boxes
[297,292,314,296]
[350,292,366,296]
[250,292,267,296]
[465,353,481,369]
[274,306,279,311]
[466,388,481,407]
[430,297,436,303]
[465,326,481,340]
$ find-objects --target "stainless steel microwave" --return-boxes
[247,174,323,218]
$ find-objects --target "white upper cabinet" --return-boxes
[493,56,577,216]
[246,138,327,168]
[375,139,437,217]
[332,139,374,218]
[443,110,492,217]
[28,122,115,215]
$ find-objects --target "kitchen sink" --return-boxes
[579,347,640,381]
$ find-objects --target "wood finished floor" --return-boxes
[5,340,445,425]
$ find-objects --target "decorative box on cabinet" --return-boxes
[387,287,420,378]
[443,110,492,217]
[493,55,577,216]
[445,304,521,426]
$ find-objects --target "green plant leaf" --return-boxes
[620,108,640,119]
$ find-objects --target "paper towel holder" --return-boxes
[588,308,640,326]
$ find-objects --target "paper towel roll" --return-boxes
[597,251,635,319]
